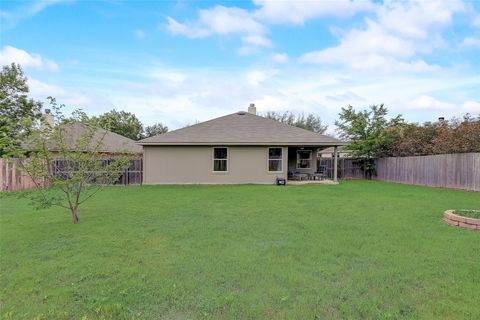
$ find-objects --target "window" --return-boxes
[297,150,312,169]
[213,147,228,172]
[268,147,283,172]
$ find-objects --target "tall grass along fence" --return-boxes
[375,153,480,192]
[1,158,143,192]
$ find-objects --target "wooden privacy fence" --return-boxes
[375,153,480,192]
[1,157,143,192]
[0,158,45,192]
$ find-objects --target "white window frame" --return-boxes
[212,147,228,173]
[296,150,312,169]
[267,147,283,173]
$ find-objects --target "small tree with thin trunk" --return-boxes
[17,98,132,224]
[335,104,403,178]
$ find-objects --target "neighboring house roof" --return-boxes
[25,123,142,154]
[62,123,142,153]
[319,146,349,154]
[138,112,346,146]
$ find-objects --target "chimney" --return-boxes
[42,109,55,129]
[248,103,256,115]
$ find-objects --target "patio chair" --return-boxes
[313,165,327,180]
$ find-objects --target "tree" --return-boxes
[0,63,42,156]
[18,98,132,224]
[143,123,169,138]
[431,115,480,154]
[263,111,328,134]
[91,109,143,140]
[335,104,402,178]
[378,115,480,157]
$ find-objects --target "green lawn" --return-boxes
[1,181,479,319]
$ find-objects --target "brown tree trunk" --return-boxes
[71,207,79,224]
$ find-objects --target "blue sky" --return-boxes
[1,0,479,131]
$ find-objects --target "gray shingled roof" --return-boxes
[138,112,345,146]
[64,123,142,153]
[36,123,142,154]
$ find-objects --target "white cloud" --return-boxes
[167,6,266,38]
[0,46,59,71]
[166,5,271,54]
[165,1,376,54]
[407,95,480,114]
[408,95,456,110]
[462,37,480,47]
[271,53,289,63]
[241,35,271,47]
[253,0,375,25]
[299,0,464,73]
[463,101,480,112]
[377,0,465,39]
[238,35,272,55]
[299,20,440,72]
[28,78,91,106]
[166,16,210,38]
[245,70,268,85]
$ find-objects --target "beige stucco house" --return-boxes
[138,105,346,184]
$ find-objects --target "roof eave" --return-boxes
[138,141,347,146]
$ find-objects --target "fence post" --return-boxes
[0,158,3,191]
[333,146,338,182]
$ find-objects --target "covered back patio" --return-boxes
[286,146,342,183]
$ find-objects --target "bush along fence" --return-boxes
[0,157,143,192]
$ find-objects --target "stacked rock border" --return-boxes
[444,210,480,231]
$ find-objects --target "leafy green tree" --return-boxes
[335,104,402,178]
[0,63,42,156]
[19,98,132,224]
[263,111,328,134]
[143,123,169,138]
[91,109,143,140]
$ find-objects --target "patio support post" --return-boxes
[333,146,338,182]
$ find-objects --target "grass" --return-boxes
[1,181,479,319]
[456,210,480,219]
